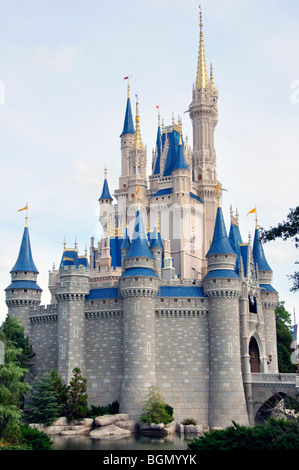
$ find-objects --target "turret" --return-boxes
[55,245,90,383]
[252,215,278,373]
[99,167,113,235]
[5,219,42,333]
[203,203,249,429]
[119,206,159,420]
[119,81,135,191]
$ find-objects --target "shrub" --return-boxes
[181,417,197,425]
[140,385,173,425]
[88,401,119,418]
[187,419,299,451]
[65,368,88,421]
[20,424,54,450]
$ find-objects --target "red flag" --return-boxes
[124,76,129,80]
[156,105,159,109]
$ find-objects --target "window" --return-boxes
[24,289,27,293]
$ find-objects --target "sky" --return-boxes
[0,0,298,337]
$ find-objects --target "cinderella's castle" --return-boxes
[5,11,281,428]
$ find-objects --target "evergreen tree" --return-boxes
[0,316,35,370]
[24,372,63,426]
[140,385,173,425]
[276,301,296,373]
[0,328,30,444]
[66,368,88,421]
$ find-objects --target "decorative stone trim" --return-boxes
[30,314,58,324]
[120,288,158,298]
[205,290,240,299]
[55,293,87,303]
[85,311,122,319]
[156,310,208,318]
[262,302,278,310]
[6,300,41,307]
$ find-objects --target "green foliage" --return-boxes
[260,206,299,292]
[0,316,35,369]
[65,367,88,421]
[140,385,173,425]
[0,320,31,445]
[275,301,296,373]
[188,419,299,451]
[50,370,68,416]
[23,372,63,426]
[88,401,119,418]
[19,424,54,450]
[181,417,197,425]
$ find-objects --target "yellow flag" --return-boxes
[135,187,140,197]
[18,204,28,212]
[247,208,256,216]
[216,183,219,196]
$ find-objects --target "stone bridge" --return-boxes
[244,373,299,424]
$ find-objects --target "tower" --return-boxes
[189,10,219,267]
[5,218,42,334]
[55,246,90,383]
[119,81,135,192]
[203,203,249,429]
[119,206,159,420]
[99,167,113,235]
[253,216,279,373]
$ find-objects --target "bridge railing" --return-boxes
[249,373,298,387]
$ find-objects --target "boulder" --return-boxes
[90,424,130,439]
[114,413,129,422]
[94,415,119,427]
[116,420,138,433]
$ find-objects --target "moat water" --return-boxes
[52,432,195,451]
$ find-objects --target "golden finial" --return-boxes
[104,165,107,179]
[255,208,258,230]
[179,130,183,146]
[210,63,215,89]
[127,81,130,99]
[133,94,142,151]
[196,6,209,89]
[158,110,160,128]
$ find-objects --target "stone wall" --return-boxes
[155,310,210,425]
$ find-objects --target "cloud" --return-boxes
[33,44,83,72]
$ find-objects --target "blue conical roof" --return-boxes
[149,226,163,248]
[120,97,135,136]
[229,222,243,273]
[121,227,131,250]
[207,207,235,256]
[125,210,155,259]
[253,227,271,271]
[172,139,189,172]
[99,177,113,201]
[153,124,162,175]
[11,226,39,273]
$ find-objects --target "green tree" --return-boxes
[66,367,88,421]
[0,316,35,370]
[260,206,299,292]
[276,301,296,373]
[50,370,68,416]
[0,328,30,444]
[24,372,63,426]
[140,385,173,425]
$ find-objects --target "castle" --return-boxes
[5,11,280,429]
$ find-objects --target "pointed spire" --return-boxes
[120,84,135,136]
[11,224,39,273]
[125,210,154,259]
[99,167,113,200]
[133,95,143,151]
[210,62,215,90]
[196,8,209,89]
[172,132,189,172]
[207,206,235,256]
[253,225,272,272]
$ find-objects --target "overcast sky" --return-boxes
[0,0,298,335]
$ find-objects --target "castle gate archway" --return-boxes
[249,337,260,373]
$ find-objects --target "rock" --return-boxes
[74,418,94,427]
[114,413,129,422]
[94,415,119,427]
[139,422,168,436]
[60,426,92,436]
[184,425,200,433]
[90,424,131,438]
[52,417,69,426]
[117,420,138,432]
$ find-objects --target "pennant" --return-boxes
[156,105,159,109]
[18,204,28,212]
[247,208,256,216]
[124,76,129,80]
[136,186,140,196]
[216,183,219,196]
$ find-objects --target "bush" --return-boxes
[19,424,54,450]
[181,417,197,425]
[187,419,299,451]
[88,401,119,418]
[140,385,173,425]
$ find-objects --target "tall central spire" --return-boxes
[133,95,143,151]
[196,9,209,89]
